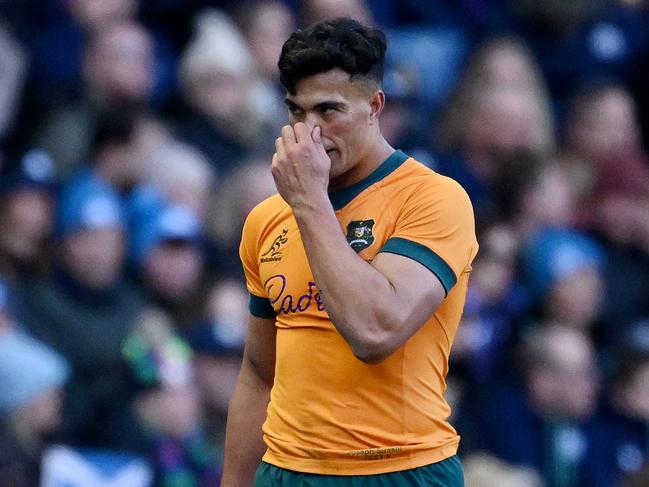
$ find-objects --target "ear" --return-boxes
[369,90,385,124]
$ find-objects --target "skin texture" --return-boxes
[221,314,276,487]
[220,69,447,486]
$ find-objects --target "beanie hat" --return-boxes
[55,172,124,238]
[522,229,605,298]
[130,204,202,266]
[0,331,70,412]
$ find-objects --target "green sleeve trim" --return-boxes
[249,293,276,318]
[379,237,457,295]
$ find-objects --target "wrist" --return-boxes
[290,192,333,218]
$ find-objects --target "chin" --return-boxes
[329,163,347,181]
[327,154,343,176]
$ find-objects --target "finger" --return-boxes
[271,153,282,184]
[275,136,287,162]
[294,122,312,145]
[311,126,328,158]
[281,125,297,146]
[311,125,322,145]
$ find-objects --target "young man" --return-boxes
[221,18,478,486]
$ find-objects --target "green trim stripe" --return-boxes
[329,149,409,210]
[249,293,276,318]
[380,237,457,295]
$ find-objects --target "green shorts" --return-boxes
[253,455,464,486]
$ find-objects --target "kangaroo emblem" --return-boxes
[262,229,289,258]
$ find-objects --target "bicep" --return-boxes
[241,313,276,386]
[371,251,446,330]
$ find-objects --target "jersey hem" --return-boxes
[261,441,459,476]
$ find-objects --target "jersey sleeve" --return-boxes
[239,208,276,318]
[379,176,478,295]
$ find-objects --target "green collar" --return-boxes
[329,149,408,210]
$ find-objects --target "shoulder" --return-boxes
[247,193,286,218]
[409,157,470,191]
[241,194,287,248]
[243,194,287,232]
[392,158,475,215]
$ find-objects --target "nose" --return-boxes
[303,112,322,130]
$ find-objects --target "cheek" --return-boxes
[328,123,361,157]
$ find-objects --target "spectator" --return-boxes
[16,175,148,451]
[183,276,248,456]
[208,158,277,279]
[452,223,529,385]
[202,280,248,354]
[32,19,156,178]
[85,108,149,194]
[522,228,606,333]
[477,325,601,487]
[564,85,649,329]
[175,9,273,175]
[0,149,57,282]
[142,139,216,220]
[26,0,139,108]
[236,0,296,134]
[123,309,221,486]
[435,35,555,220]
[583,147,649,331]
[512,0,649,108]
[564,82,643,163]
[130,203,207,330]
[378,63,437,167]
[0,316,70,487]
[584,322,649,486]
[494,151,581,239]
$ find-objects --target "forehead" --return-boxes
[287,69,367,106]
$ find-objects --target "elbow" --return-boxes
[350,331,396,365]
[347,309,405,364]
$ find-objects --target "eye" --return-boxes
[288,105,303,116]
[319,105,336,115]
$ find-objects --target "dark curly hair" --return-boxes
[278,17,387,95]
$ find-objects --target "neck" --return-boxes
[329,136,394,191]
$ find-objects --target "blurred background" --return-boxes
[0,0,648,486]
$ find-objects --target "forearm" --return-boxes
[293,200,400,361]
[220,362,271,487]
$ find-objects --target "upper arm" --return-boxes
[377,176,477,299]
[366,176,478,354]
[371,252,446,341]
[239,206,277,383]
[241,313,276,386]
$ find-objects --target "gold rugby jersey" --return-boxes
[240,149,478,475]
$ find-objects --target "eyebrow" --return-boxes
[284,98,300,109]
[284,98,346,111]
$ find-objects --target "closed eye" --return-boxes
[287,104,304,116]
[316,103,341,115]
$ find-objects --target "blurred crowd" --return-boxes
[0,0,648,486]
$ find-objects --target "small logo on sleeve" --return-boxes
[261,229,288,263]
[346,219,375,252]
